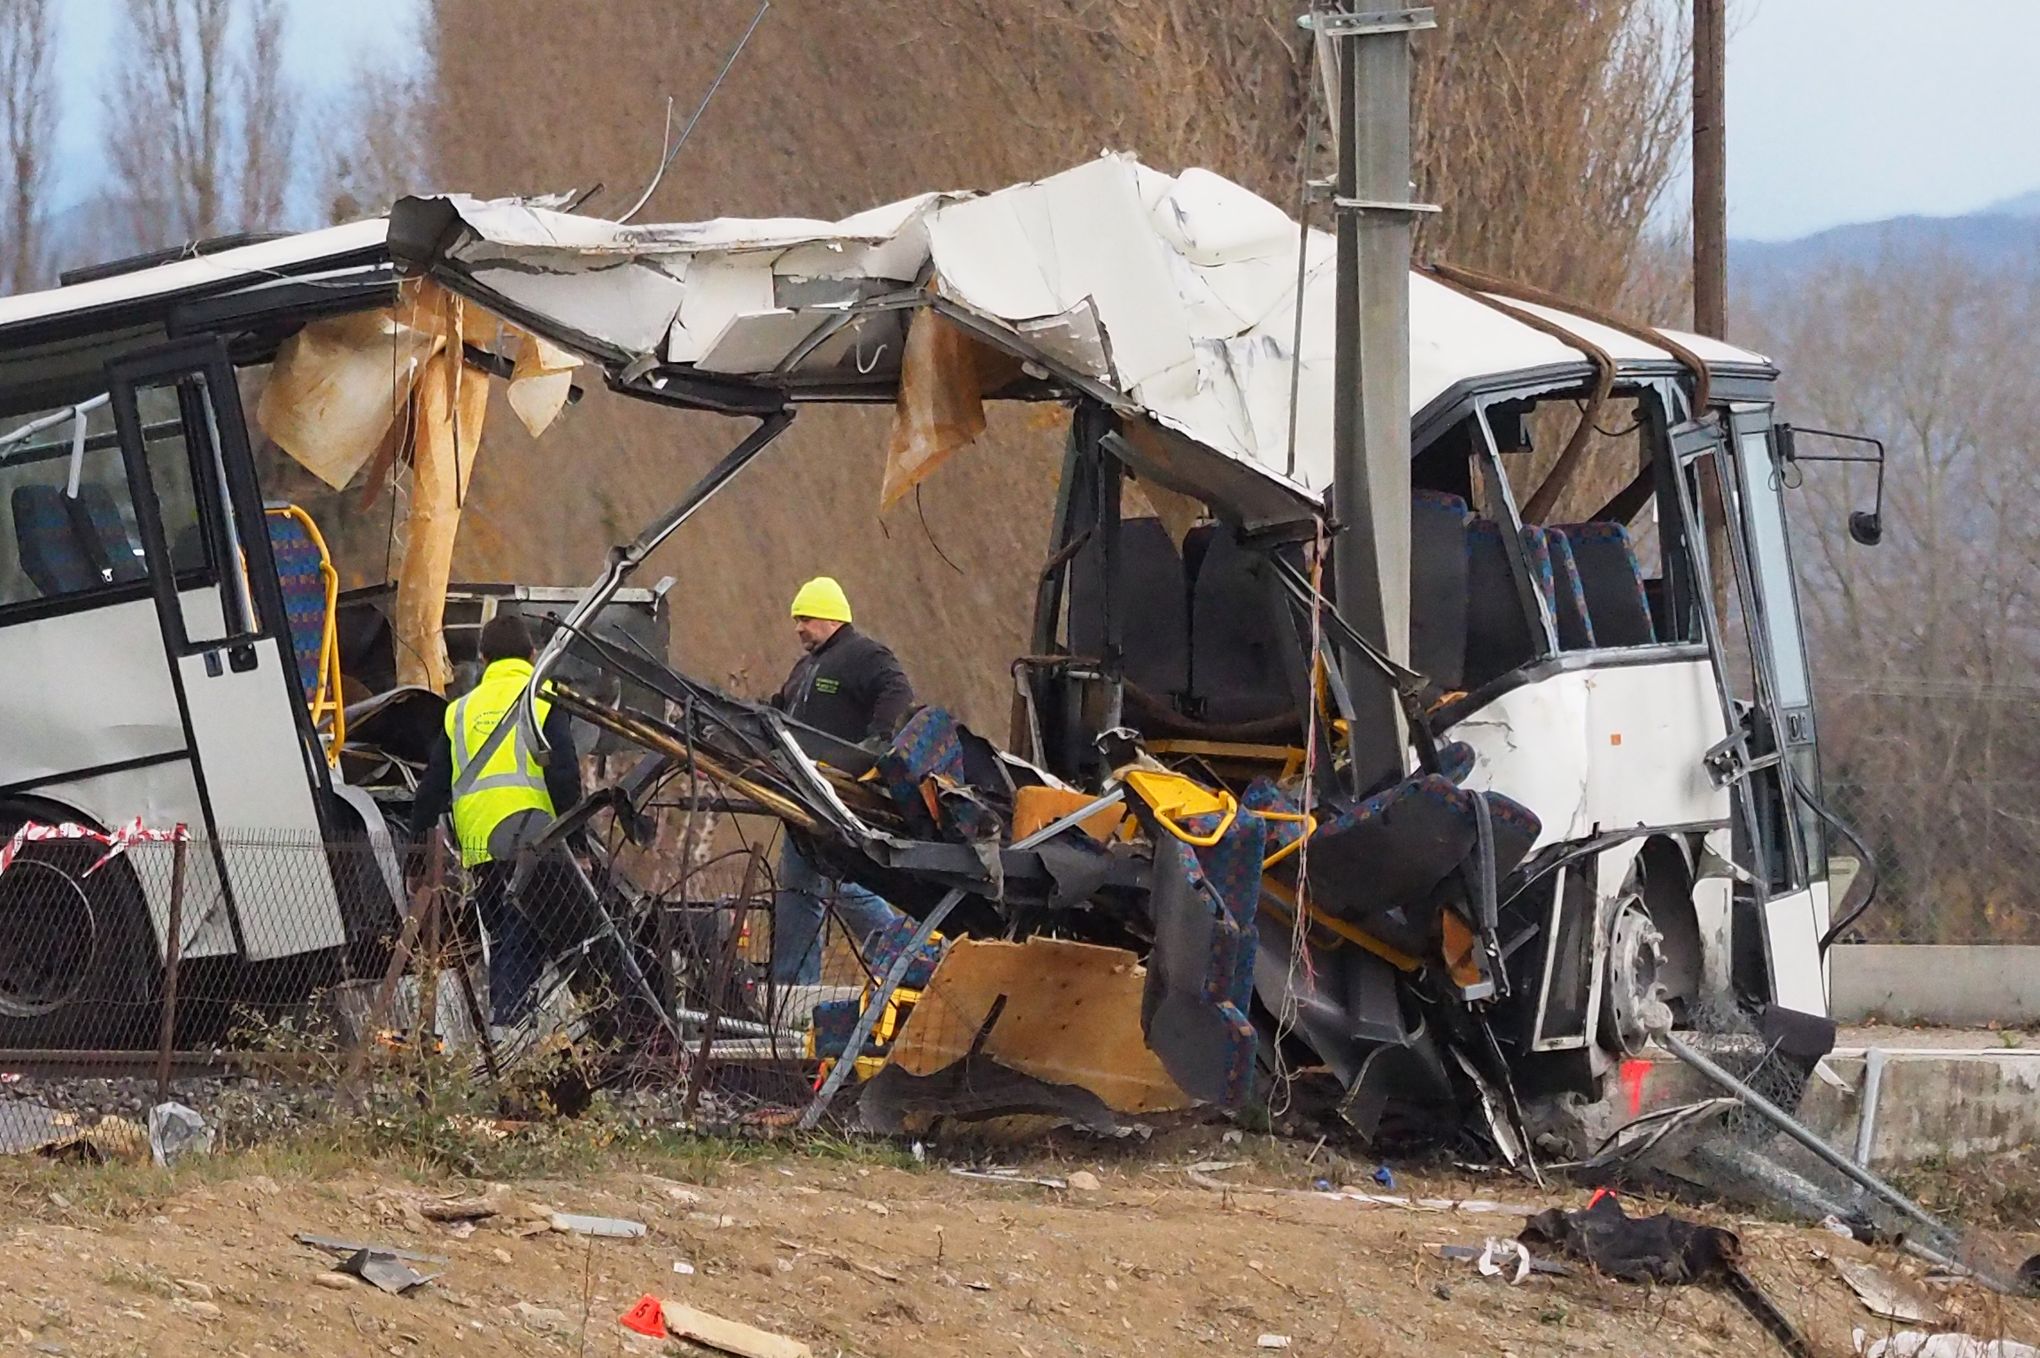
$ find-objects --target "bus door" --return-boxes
[1667,411,1825,1015]
[107,339,347,961]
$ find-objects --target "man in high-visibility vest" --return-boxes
[410,614,583,1031]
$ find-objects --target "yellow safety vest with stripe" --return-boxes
[446,657,555,868]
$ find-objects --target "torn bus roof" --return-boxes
[0,220,392,340]
[388,153,1771,517]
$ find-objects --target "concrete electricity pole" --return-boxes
[1692,0,1727,338]
[1318,3,1434,795]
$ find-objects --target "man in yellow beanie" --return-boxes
[768,576,915,983]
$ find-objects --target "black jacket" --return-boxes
[772,625,915,745]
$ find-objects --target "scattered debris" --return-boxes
[1519,1196,1812,1357]
[1438,1243,1571,1279]
[147,1103,212,1167]
[514,1302,571,1335]
[948,1167,1068,1191]
[1826,1254,1950,1326]
[549,1212,646,1238]
[674,1260,697,1276]
[1256,1336,1292,1351]
[2,1103,151,1164]
[1373,1165,1396,1189]
[420,1197,497,1223]
[313,1272,352,1290]
[1184,1161,1539,1217]
[659,1300,813,1358]
[337,1247,438,1295]
[294,1233,448,1266]
[619,1295,668,1339]
[1854,1333,2040,1358]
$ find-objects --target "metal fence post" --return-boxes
[342,835,444,1100]
[154,836,190,1106]
[683,845,762,1122]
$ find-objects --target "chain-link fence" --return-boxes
[1817,683,2040,945]
[0,813,965,1163]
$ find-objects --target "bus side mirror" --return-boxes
[1779,424,1885,548]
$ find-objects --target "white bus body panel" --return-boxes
[0,591,346,962]
[1764,878,1831,1016]
[1446,655,1730,847]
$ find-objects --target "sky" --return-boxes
[49,0,421,215]
[1699,0,2040,240]
[41,0,2040,244]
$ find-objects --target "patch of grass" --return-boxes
[1889,1145,2040,1229]
[620,1127,922,1184]
[101,1259,177,1299]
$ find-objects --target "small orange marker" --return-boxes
[620,1294,668,1338]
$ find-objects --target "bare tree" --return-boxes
[236,0,294,229]
[104,0,298,247]
[1748,249,2040,943]
[320,58,430,223]
[1414,0,1690,307]
[425,0,1699,733]
[0,0,55,291]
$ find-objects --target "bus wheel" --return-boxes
[0,819,157,1050]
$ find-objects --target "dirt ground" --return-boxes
[2,1129,2036,1358]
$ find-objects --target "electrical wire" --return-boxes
[1801,779,1880,949]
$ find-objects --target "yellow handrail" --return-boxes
[266,504,345,765]
[1255,808,1317,870]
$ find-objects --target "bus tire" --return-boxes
[0,811,160,1051]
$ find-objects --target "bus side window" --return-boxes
[0,390,208,619]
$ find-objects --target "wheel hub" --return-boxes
[1603,894,1671,1056]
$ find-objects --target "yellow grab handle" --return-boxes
[1123,768,1238,848]
[1256,808,1317,870]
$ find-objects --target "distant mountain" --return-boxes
[1731,193,2040,291]
[1983,188,2040,218]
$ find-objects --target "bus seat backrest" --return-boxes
[1185,524,1295,726]
[12,485,98,598]
[266,512,329,698]
[1069,515,1191,701]
[1557,521,1655,646]
[73,483,147,584]
[1465,518,1539,690]
[1540,525,1596,650]
[1410,490,1470,691]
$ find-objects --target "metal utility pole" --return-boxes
[1692,0,1733,612]
[1692,0,1727,338]
[1315,4,1435,795]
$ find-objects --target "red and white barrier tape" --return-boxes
[0,819,190,883]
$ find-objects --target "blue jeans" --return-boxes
[475,861,543,1027]
[771,839,903,984]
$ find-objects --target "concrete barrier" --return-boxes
[1831,944,2040,1027]
[1800,1049,2040,1167]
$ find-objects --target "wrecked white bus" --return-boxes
[0,151,1880,1167]
[0,227,667,1048]
[374,153,1877,1157]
